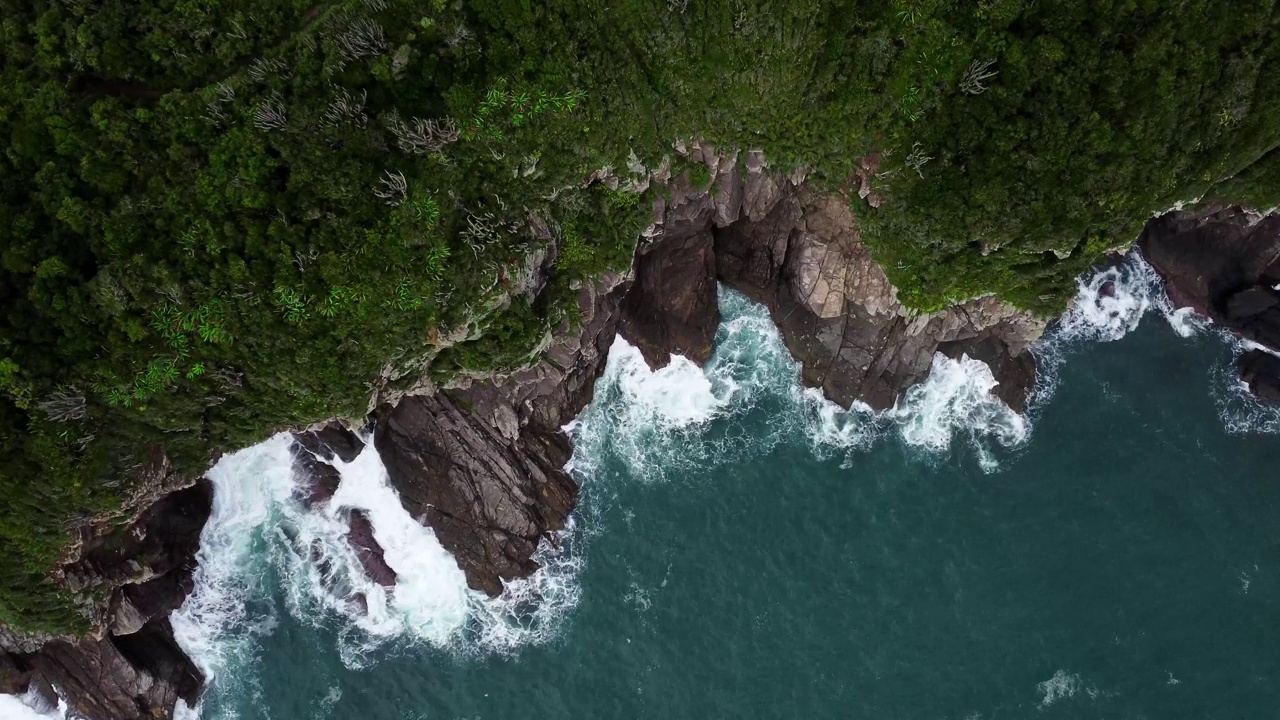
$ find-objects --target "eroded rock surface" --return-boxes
[0,471,210,720]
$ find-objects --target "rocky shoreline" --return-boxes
[3,151,1279,719]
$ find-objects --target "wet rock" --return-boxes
[344,509,397,589]
[1239,350,1280,403]
[295,422,365,463]
[290,441,342,509]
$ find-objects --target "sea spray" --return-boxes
[570,288,1031,486]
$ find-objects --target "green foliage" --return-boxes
[0,0,1277,633]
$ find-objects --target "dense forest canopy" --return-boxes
[1,0,1276,632]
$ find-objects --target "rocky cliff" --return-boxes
[0,456,209,719]
[621,145,1045,411]
[1139,204,1280,401]
[0,150,1057,718]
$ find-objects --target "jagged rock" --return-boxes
[1239,350,1280,403]
[1,476,211,720]
[344,509,397,588]
[29,618,201,720]
[295,422,366,463]
[670,172,1044,411]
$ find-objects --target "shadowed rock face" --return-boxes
[618,228,720,368]
[1140,205,1280,402]
[296,423,366,464]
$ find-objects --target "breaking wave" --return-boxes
[173,265,1279,716]
[173,434,580,718]
[570,288,1029,486]
[0,687,64,720]
[1035,251,1279,433]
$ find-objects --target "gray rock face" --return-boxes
[1140,205,1280,402]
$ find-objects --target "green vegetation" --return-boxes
[1,0,1276,632]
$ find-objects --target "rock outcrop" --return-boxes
[1140,204,1280,401]
[374,273,627,595]
[344,510,397,589]
[1,149,1054,719]
[0,465,210,720]
[630,144,1045,411]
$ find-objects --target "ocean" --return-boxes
[10,256,1280,719]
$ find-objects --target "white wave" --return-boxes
[890,353,1028,471]
[1035,251,1280,434]
[1213,335,1280,435]
[173,431,583,717]
[571,288,1028,482]
[1053,254,1169,344]
[609,338,727,429]
[1035,669,1101,709]
[0,687,64,720]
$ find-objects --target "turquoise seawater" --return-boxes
[170,263,1278,720]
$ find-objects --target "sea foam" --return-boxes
[0,687,64,720]
[173,432,581,717]
[1035,251,1279,433]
